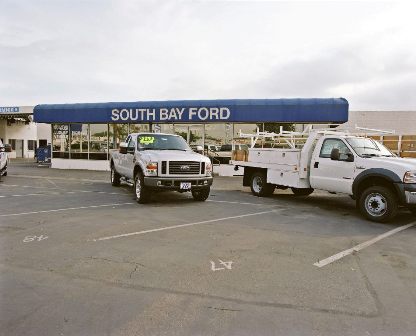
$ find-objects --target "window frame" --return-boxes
[319,138,353,160]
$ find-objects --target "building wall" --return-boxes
[0,105,51,159]
[344,111,416,134]
[0,120,37,158]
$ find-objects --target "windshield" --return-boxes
[137,134,190,151]
[346,138,395,157]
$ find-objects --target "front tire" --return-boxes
[192,187,210,201]
[358,186,398,223]
[134,172,151,204]
[110,165,120,186]
[291,187,314,196]
[250,171,275,197]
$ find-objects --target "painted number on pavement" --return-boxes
[23,235,49,243]
[210,259,233,271]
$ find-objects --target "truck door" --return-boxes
[310,138,355,194]
[124,136,136,180]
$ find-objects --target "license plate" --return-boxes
[180,182,192,190]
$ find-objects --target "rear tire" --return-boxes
[250,171,275,197]
[134,172,151,204]
[110,165,120,186]
[291,187,314,196]
[358,186,398,223]
[192,187,210,201]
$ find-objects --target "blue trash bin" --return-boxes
[36,146,51,163]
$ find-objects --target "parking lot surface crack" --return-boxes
[206,306,242,312]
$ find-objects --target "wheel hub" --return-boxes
[252,176,263,193]
[365,193,387,217]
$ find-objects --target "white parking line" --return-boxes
[314,222,416,268]
[8,174,108,183]
[93,210,277,242]
[0,189,126,198]
[0,202,134,217]
[207,200,274,206]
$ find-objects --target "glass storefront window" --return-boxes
[173,124,204,149]
[52,124,69,158]
[109,124,129,150]
[159,124,174,134]
[49,122,259,161]
[70,124,89,159]
[89,124,109,160]
[233,123,257,146]
[129,124,150,133]
[204,124,226,147]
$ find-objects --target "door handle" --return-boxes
[314,162,319,168]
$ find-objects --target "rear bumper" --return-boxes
[144,176,213,190]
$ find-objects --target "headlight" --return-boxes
[146,162,158,175]
[404,171,416,183]
[205,162,212,176]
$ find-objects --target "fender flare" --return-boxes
[353,168,403,199]
[133,163,144,177]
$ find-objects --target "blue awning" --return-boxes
[33,98,348,124]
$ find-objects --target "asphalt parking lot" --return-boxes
[1,161,416,336]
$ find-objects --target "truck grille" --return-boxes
[168,161,201,175]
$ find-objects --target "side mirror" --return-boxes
[346,153,354,162]
[194,145,203,154]
[330,148,340,161]
[119,142,128,154]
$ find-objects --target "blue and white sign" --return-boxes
[0,107,20,113]
[34,98,349,124]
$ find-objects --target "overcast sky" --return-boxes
[1,0,415,110]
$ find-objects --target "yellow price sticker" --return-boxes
[139,136,155,145]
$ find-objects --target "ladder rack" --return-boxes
[237,125,396,149]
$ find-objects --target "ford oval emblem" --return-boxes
[180,165,191,170]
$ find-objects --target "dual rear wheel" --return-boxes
[250,171,313,197]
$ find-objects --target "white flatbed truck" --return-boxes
[231,127,416,222]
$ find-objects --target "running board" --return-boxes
[121,177,134,187]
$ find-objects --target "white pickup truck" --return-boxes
[110,133,213,203]
[0,139,11,178]
[232,129,416,222]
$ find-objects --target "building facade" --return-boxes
[0,106,50,159]
[33,98,348,170]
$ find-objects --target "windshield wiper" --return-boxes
[362,153,380,157]
[153,148,188,151]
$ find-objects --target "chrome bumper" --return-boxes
[144,176,213,190]
[405,191,416,204]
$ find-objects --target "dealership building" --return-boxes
[30,98,349,170]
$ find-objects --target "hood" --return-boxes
[139,150,210,162]
[359,156,416,176]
